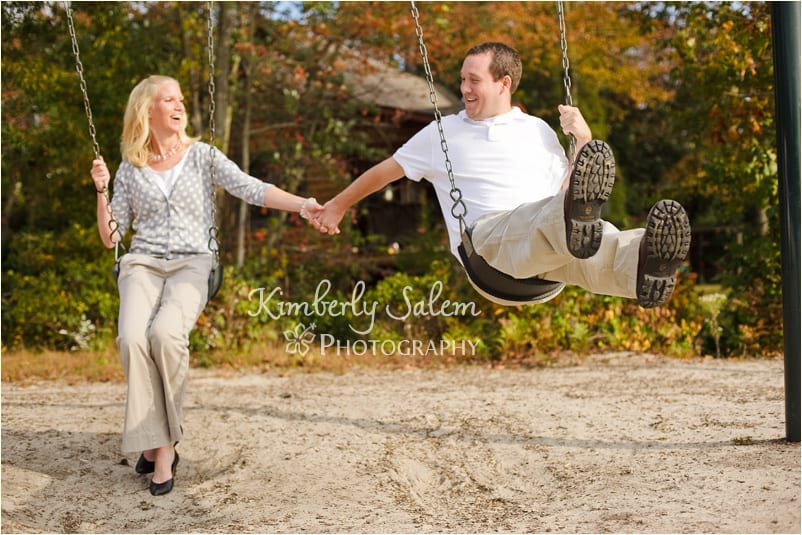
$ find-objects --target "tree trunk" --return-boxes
[210,2,235,258]
[236,5,257,267]
[213,2,233,152]
[178,7,203,137]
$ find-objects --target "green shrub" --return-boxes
[0,225,759,360]
[2,224,119,351]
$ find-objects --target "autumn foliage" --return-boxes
[1,2,783,358]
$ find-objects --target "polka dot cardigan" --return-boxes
[110,142,271,258]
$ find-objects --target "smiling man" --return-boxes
[312,42,691,309]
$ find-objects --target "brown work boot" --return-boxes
[637,199,692,308]
[565,140,616,259]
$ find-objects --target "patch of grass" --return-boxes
[193,341,481,376]
[0,344,426,384]
[2,342,575,384]
[2,347,125,384]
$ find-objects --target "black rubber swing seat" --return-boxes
[457,227,565,305]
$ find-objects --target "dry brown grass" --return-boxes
[192,341,477,376]
[2,347,125,384]
[1,342,486,385]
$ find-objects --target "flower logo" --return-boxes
[283,322,316,356]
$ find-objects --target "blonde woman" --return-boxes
[90,75,321,496]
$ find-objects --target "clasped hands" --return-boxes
[306,200,343,236]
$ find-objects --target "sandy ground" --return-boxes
[1,352,799,534]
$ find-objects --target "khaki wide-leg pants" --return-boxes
[470,191,644,300]
[116,253,210,453]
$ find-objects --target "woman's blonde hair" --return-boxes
[120,75,198,167]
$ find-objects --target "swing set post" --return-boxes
[771,2,800,443]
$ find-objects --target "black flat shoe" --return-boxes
[135,454,155,474]
[137,437,178,474]
[149,451,179,496]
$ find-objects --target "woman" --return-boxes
[91,75,321,496]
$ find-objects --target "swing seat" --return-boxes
[458,227,565,306]
[112,254,224,305]
[208,258,223,302]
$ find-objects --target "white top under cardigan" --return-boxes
[146,155,186,199]
[110,142,271,259]
[393,107,569,258]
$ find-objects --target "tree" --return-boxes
[0,1,782,354]
[651,2,780,353]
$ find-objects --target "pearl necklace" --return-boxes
[148,141,183,162]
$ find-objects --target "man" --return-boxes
[312,42,691,308]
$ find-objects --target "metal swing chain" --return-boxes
[66,7,100,161]
[207,1,221,261]
[65,3,123,261]
[557,0,576,162]
[409,1,468,235]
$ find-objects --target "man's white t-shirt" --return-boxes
[393,107,569,258]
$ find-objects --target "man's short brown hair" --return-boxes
[465,42,523,93]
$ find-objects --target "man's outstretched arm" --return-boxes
[311,157,406,235]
